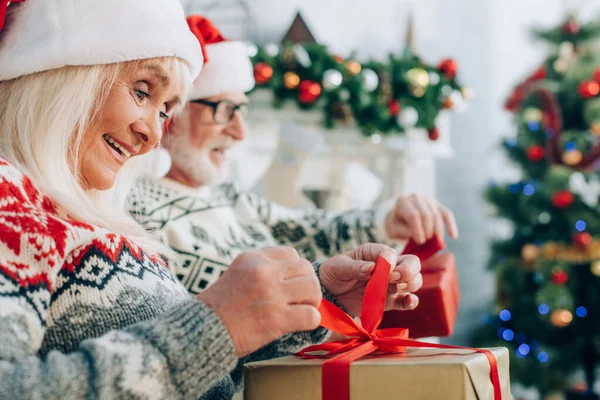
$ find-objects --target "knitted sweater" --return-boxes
[0,158,329,400]
[127,178,395,295]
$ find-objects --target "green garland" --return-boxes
[250,43,470,139]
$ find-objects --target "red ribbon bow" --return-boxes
[296,236,502,400]
[0,0,25,32]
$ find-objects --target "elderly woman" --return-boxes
[0,1,422,399]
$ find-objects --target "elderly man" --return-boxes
[128,15,459,297]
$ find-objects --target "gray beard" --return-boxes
[165,136,229,187]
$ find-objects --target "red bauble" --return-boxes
[526,145,545,162]
[298,80,322,104]
[437,58,458,79]
[552,190,574,208]
[551,270,569,285]
[573,232,592,248]
[562,20,580,35]
[388,100,401,116]
[334,55,345,64]
[593,68,600,84]
[254,63,273,85]
[578,81,600,98]
[428,127,440,141]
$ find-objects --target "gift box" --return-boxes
[244,239,508,400]
[244,347,511,400]
[379,252,460,338]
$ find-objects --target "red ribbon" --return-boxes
[0,0,25,32]
[296,237,502,400]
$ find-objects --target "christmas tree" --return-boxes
[472,15,600,398]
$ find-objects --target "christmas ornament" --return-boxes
[526,145,545,162]
[441,85,453,96]
[322,69,343,91]
[578,81,600,98]
[292,44,311,68]
[594,68,600,84]
[552,190,574,208]
[406,68,430,88]
[443,97,454,109]
[569,172,600,207]
[521,244,540,263]
[345,60,362,76]
[246,43,258,58]
[264,43,279,57]
[362,68,379,92]
[550,309,573,327]
[591,261,600,276]
[411,87,426,98]
[553,58,569,74]
[562,150,583,166]
[298,80,321,104]
[254,62,273,85]
[462,87,475,100]
[388,100,401,116]
[283,71,300,89]
[574,232,593,248]
[551,269,569,285]
[591,121,600,136]
[397,107,419,128]
[562,20,580,35]
[428,72,440,85]
[523,107,543,122]
[428,127,440,141]
[334,55,345,63]
[438,58,458,79]
[339,88,351,102]
[538,212,552,224]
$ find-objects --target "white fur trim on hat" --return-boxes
[0,0,203,81]
[190,41,255,100]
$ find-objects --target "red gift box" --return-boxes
[379,252,459,338]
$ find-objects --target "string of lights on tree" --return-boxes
[472,15,600,398]
[247,41,472,140]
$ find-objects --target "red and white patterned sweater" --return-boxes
[0,157,329,399]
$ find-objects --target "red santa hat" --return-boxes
[0,0,203,82]
[186,15,255,100]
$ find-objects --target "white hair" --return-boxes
[0,58,192,256]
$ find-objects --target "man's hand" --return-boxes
[385,194,458,244]
[197,247,322,358]
[318,243,422,317]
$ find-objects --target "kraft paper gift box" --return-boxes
[244,347,511,400]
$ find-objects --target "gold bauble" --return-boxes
[345,61,362,76]
[521,244,540,264]
[411,87,426,98]
[562,150,583,166]
[523,107,543,122]
[590,122,600,137]
[407,67,430,88]
[283,71,300,89]
[591,260,600,276]
[550,309,573,328]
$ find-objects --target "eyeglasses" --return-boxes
[191,99,250,124]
